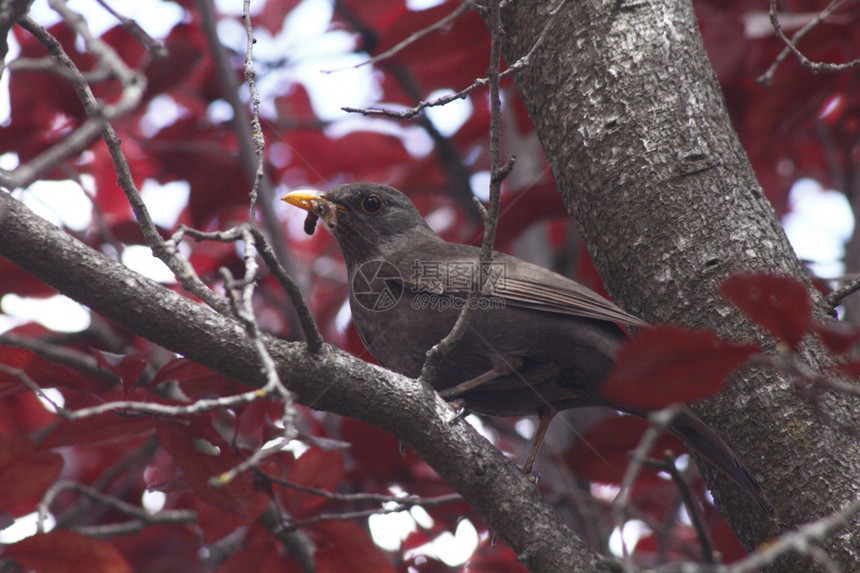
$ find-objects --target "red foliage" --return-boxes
[562,415,686,484]
[0,434,63,517]
[601,326,760,410]
[720,273,812,349]
[3,530,132,573]
[0,0,856,569]
[156,417,256,517]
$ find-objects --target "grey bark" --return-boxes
[499,0,860,569]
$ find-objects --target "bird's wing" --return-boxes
[389,244,649,327]
[490,253,649,327]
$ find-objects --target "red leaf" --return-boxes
[41,412,156,448]
[562,415,685,484]
[601,326,759,410]
[0,344,112,395]
[111,525,204,572]
[0,434,63,515]
[312,520,395,573]
[4,530,132,573]
[92,350,148,393]
[710,517,748,563]
[0,260,57,298]
[720,273,812,349]
[150,358,245,399]
[341,419,401,482]
[813,322,860,355]
[467,539,530,572]
[837,360,860,377]
[283,447,345,517]
[144,23,207,99]
[0,392,56,434]
[370,4,491,96]
[215,524,291,573]
[156,418,253,517]
[251,0,302,34]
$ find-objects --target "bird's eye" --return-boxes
[361,194,383,214]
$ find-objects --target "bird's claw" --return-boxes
[446,399,467,423]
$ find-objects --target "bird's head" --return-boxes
[282,183,440,266]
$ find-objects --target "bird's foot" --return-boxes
[520,408,557,475]
[445,399,468,423]
[438,357,524,400]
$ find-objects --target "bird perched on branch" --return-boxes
[283,182,772,515]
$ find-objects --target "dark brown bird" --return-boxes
[283,182,772,515]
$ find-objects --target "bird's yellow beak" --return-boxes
[281,190,343,232]
[281,190,328,214]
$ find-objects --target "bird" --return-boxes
[282,182,773,515]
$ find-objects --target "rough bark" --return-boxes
[0,191,614,572]
[499,0,860,569]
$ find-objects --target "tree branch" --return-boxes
[0,190,614,573]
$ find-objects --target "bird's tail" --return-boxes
[669,406,774,516]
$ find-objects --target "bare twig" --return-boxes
[93,0,168,59]
[261,467,462,505]
[283,498,455,531]
[177,224,323,353]
[418,0,513,386]
[0,0,30,76]
[241,0,266,217]
[384,64,480,221]
[342,0,567,120]
[653,497,860,572]
[39,480,196,537]
[825,275,860,308]
[0,332,118,383]
[612,405,680,572]
[250,227,324,354]
[195,0,307,340]
[208,225,298,486]
[14,16,234,316]
[644,451,716,564]
[757,0,858,85]
[325,2,473,73]
[2,10,145,191]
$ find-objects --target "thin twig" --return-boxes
[195,0,308,340]
[653,497,860,572]
[15,16,235,316]
[250,227,324,354]
[418,0,512,387]
[825,275,860,308]
[757,0,858,85]
[93,0,168,59]
[325,1,474,73]
[261,468,462,506]
[613,405,680,573]
[342,0,568,120]
[2,14,144,190]
[644,451,716,564]
[207,225,298,485]
[241,0,266,218]
[176,224,323,353]
[39,480,196,537]
[0,332,118,383]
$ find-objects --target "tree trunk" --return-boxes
[500,1,860,569]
